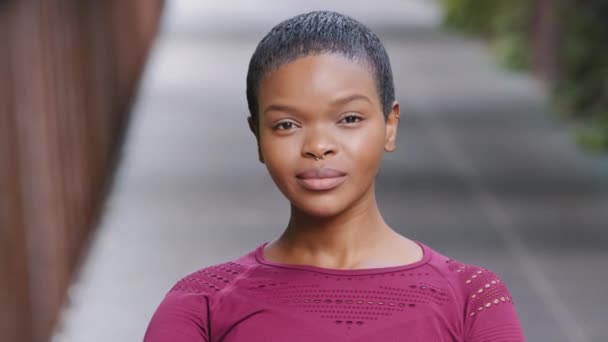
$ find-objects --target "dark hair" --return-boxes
[246,10,395,124]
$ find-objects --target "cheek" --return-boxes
[260,136,299,176]
[347,126,386,170]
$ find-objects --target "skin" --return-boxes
[248,53,423,270]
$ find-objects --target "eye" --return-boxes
[340,114,363,124]
[274,121,297,130]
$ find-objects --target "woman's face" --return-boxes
[250,53,400,218]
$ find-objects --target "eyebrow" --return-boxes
[263,94,371,115]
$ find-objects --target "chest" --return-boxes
[209,278,463,342]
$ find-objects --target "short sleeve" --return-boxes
[462,269,525,341]
[143,290,210,342]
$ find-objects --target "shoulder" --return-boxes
[144,249,261,341]
[164,245,262,303]
[169,260,252,297]
[426,246,515,314]
[423,244,524,341]
[169,243,261,294]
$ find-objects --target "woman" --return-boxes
[144,10,525,341]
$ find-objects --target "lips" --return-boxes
[296,167,347,191]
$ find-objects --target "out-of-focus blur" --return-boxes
[1,1,164,342]
[1,1,606,342]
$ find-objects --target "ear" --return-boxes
[384,101,400,152]
[248,116,265,163]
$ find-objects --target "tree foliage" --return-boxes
[441,0,608,151]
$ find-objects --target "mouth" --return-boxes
[295,167,347,191]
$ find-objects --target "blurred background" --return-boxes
[1,1,606,341]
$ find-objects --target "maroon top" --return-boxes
[144,241,525,341]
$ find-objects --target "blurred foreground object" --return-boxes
[441,0,608,151]
[0,1,164,341]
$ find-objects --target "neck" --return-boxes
[274,184,399,268]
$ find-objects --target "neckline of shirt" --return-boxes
[253,240,433,276]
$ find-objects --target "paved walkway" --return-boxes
[52,1,607,341]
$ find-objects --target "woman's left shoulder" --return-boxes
[423,244,525,340]
[424,244,510,287]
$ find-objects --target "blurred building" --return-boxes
[0,1,164,341]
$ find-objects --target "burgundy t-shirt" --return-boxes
[144,241,525,341]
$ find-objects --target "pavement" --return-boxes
[52,1,608,341]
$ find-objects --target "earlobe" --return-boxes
[384,101,400,152]
[247,117,265,163]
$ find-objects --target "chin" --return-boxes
[290,196,350,218]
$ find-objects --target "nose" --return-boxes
[301,126,337,160]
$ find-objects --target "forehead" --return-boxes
[258,53,379,109]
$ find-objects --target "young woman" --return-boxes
[144,11,525,341]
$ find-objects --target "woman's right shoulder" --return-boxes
[144,257,259,341]
[169,260,251,297]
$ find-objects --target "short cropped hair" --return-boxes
[246,10,395,124]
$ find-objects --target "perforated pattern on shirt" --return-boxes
[171,261,246,294]
[446,259,513,317]
[244,266,451,329]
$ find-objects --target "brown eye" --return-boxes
[340,115,363,124]
[275,122,296,130]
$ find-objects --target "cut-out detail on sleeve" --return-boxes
[446,259,514,316]
[171,261,246,294]
[446,259,524,341]
[144,262,246,342]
